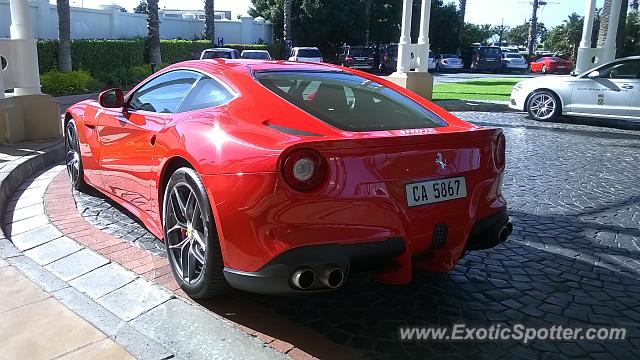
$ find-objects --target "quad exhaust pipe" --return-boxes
[291,266,345,290]
[499,222,513,244]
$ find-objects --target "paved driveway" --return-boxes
[73,112,640,359]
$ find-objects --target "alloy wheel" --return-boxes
[166,182,208,284]
[65,122,80,185]
[529,92,556,120]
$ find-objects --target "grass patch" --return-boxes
[432,78,525,101]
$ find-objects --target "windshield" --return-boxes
[480,47,501,57]
[203,50,233,59]
[349,48,371,57]
[298,49,322,58]
[242,51,270,60]
[256,71,447,132]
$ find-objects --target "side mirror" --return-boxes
[570,70,578,77]
[98,88,124,108]
[587,70,600,79]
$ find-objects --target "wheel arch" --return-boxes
[524,88,564,115]
[158,156,196,220]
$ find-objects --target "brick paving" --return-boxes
[46,112,640,359]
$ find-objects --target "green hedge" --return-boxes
[40,70,102,96]
[38,40,283,74]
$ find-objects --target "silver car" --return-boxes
[435,54,463,72]
[509,56,640,121]
[502,53,528,73]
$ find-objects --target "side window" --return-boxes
[599,61,640,79]
[128,70,200,113]
[177,76,235,112]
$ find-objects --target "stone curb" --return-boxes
[0,140,64,233]
[433,99,513,113]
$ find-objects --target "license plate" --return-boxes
[405,177,467,207]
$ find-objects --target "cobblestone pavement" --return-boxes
[71,112,640,359]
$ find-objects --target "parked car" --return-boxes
[200,48,241,60]
[428,50,436,72]
[510,56,640,121]
[378,44,398,74]
[462,46,503,72]
[288,47,323,62]
[435,53,463,72]
[241,50,272,60]
[64,58,511,298]
[336,45,375,71]
[502,53,528,73]
[529,56,573,74]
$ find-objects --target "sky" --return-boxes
[62,0,604,28]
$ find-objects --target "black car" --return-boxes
[378,44,398,74]
[462,46,503,72]
[337,45,375,71]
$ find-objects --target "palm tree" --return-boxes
[204,0,215,44]
[57,0,72,72]
[457,0,466,52]
[147,0,162,65]
[284,0,291,53]
[597,0,628,57]
[364,0,372,45]
[631,0,639,12]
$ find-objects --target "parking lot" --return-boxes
[68,111,640,359]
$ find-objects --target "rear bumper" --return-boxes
[223,208,511,295]
[223,237,405,295]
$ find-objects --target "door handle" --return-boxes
[622,85,634,90]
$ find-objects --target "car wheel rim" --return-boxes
[529,93,556,120]
[65,123,80,185]
[166,182,207,284]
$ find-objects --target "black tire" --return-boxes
[526,90,561,121]
[542,64,547,74]
[163,167,228,298]
[64,119,88,191]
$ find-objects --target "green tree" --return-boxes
[545,13,583,61]
[623,11,640,55]
[462,23,493,47]
[456,0,466,52]
[134,1,148,14]
[505,22,546,47]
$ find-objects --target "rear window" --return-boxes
[242,51,270,59]
[479,47,501,57]
[349,48,371,57]
[442,54,459,59]
[298,49,322,58]
[203,50,233,59]
[256,71,447,132]
[505,54,523,58]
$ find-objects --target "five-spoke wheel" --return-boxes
[163,167,227,298]
[526,90,560,121]
[65,119,87,190]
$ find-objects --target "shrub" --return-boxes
[40,70,102,96]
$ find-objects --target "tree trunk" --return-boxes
[597,0,612,48]
[457,0,466,52]
[147,0,162,65]
[616,0,628,57]
[364,0,372,45]
[527,0,539,54]
[283,0,292,56]
[57,0,72,72]
[205,0,215,44]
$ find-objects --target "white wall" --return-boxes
[0,0,273,43]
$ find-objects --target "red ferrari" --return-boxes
[65,59,511,298]
[530,56,573,74]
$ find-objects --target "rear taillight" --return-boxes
[494,133,506,171]
[282,149,327,192]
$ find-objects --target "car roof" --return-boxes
[242,49,269,53]
[203,48,236,52]
[171,59,339,76]
[292,47,320,50]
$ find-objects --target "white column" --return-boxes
[9,0,41,95]
[604,0,622,51]
[579,0,596,48]
[396,0,413,73]
[9,0,34,40]
[417,0,431,71]
[0,67,5,99]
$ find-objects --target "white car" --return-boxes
[200,48,241,59]
[435,53,463,72]
[502,53,528,73]
[288,47,323,62]
[241,50,272,60]
[510,56,640,121]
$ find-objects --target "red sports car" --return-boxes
[530,56,573,74]
[65,59,511,298]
